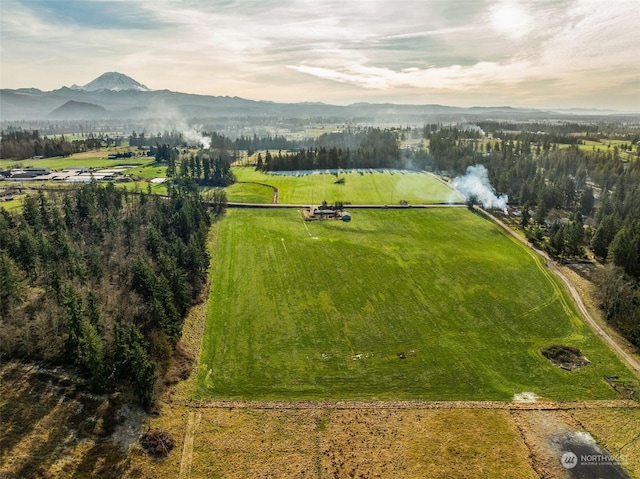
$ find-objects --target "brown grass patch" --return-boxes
[0,363,142,479]
[137,407,536,479]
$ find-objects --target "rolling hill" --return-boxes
[2,72,639,122]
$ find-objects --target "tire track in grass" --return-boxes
[480,207,640,376]
[178,410,202,479]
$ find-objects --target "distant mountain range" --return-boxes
[1,72,638,122]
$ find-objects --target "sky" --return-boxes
[1,0,639,109]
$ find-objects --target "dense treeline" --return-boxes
[426,123,640,347]
[129,131,184,148]
[213,132,302,153]
[590,164,640,346]
[255,128,400,171]
[129,130,304,152]
[0,182,214,408]
[1,129,120,159]
[475,121,600,135]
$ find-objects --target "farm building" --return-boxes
[304,206,351,222]
[6,167,51,180]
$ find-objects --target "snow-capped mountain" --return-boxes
[70,72,150,92]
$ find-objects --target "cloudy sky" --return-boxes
[1,0,639,109]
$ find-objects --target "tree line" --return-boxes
[254,128,400,171]
[0,182,215,409]
[0,129,122,159]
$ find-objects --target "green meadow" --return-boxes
[0,156,150,170]
[228,167,461,204]
[198,208,633,401]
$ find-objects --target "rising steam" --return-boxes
[452,165,508,211]
[144,99,211,148]
[182,129,211,149]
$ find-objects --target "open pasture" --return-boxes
[198,208,633,401]
[229,167,460,204]
[0,155,150,170]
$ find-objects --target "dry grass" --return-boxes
[0,363,142,479]
[138,406,537,479]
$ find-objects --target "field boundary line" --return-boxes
[479,207,640,377]
[167,399,639,410]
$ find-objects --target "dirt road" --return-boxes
[480,207,640,376]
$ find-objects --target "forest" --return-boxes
[0,129,121,159]
[0,182,220,408]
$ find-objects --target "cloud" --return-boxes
[286,0,640,107]
[1,0,639,108]
[290,60,536,91]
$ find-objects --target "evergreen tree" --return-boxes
[0,252,24,318]
[534,199,547,226]
[565,212,584,257]
[590,214,619,258]
[608,221,640,278]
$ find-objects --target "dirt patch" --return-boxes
[511,408,635,479]
[604,376,640,401]
[514,392,538,403]
[541,345,591,370]
[550,430,629,478]
[140,429,176,458]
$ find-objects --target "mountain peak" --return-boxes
[72,72,150,92]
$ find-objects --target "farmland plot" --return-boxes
[198,208,633,400]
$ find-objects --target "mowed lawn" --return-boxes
[197,208,633,401]
[229,167,461,204]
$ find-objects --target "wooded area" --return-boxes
[0,130,121,159]
[254,128,400,171]
[0,182,216,408]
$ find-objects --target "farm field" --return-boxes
[0,155,150,170]
[229,167,461,204]
[197,208,634,401]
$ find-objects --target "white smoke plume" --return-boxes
[458,123,485,136]
[144,99,211,148]
[182,129,211,149]
[452,165,508,211]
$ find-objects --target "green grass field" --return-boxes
[0,156,150,170]
[229,167,461,204]
[197,208,634,401]
[218,181,276,204]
